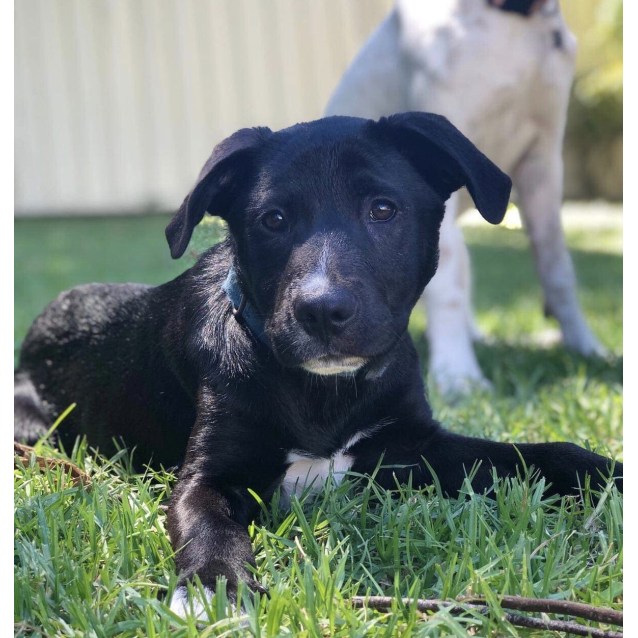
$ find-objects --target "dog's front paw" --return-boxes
[169,585,217,620]
[169,569,267,619]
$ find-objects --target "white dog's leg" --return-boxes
[459,211,485,343]
[423,192,490,395]
[514,150,605,356]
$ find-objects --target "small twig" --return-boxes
[14,442,91,488]
[459,595,622,626]
[351,596,622,638]
[294,535,308,560]
[498,611,622,637]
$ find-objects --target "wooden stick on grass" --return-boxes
[350,595,622,638]
[459,595,622,626]
[14,442,91,488]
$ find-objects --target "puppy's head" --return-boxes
[167,113,511,375]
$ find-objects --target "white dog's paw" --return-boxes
[546,304,608,358]
[430,365,493,398]
[562,328,608,358]
[169,585,215,620]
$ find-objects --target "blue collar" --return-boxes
[222,267,268,345]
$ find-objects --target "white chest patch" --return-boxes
[280,431,372,506]
[281,451,353,502]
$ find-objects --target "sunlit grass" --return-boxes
[14,440,622,637]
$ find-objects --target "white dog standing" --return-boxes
[326,0,604,395]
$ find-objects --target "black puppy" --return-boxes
[15,113,622,616]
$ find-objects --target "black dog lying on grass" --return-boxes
[14,113,622,616]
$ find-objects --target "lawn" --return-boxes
[14,208,623,637]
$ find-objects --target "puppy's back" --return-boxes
[15,283,153,446]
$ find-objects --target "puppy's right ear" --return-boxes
[166,127,271,259]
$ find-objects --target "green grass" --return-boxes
[14,211,622,636]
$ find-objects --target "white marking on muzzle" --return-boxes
[319,237,330,277]
[301,238,332,294]
[301,356,367,376]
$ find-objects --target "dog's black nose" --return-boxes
[294,287,357,339]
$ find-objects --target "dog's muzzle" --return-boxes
[291,278,367,375]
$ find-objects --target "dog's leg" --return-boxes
[514,148,605,356]
[462,237,485,343]
[352,422,622,498]
[167,475,267,618]
[422,193,490,395]
[459,198,486,344]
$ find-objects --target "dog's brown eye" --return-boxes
[369,199,397,222]
[262,210,288,232]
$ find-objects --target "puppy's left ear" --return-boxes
[166,126,272,259]
[374,112,511,224]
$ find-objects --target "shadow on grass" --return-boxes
[411,332,622,399]
[469,240,622,314]
[477,341,621,394]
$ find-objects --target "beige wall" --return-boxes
[15,0,392,215]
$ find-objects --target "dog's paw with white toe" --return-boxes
[169,585,216,620]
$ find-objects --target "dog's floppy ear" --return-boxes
[166,126,272,258]
[375,112,511,224]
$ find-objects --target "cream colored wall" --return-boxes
[15,0,392,215]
